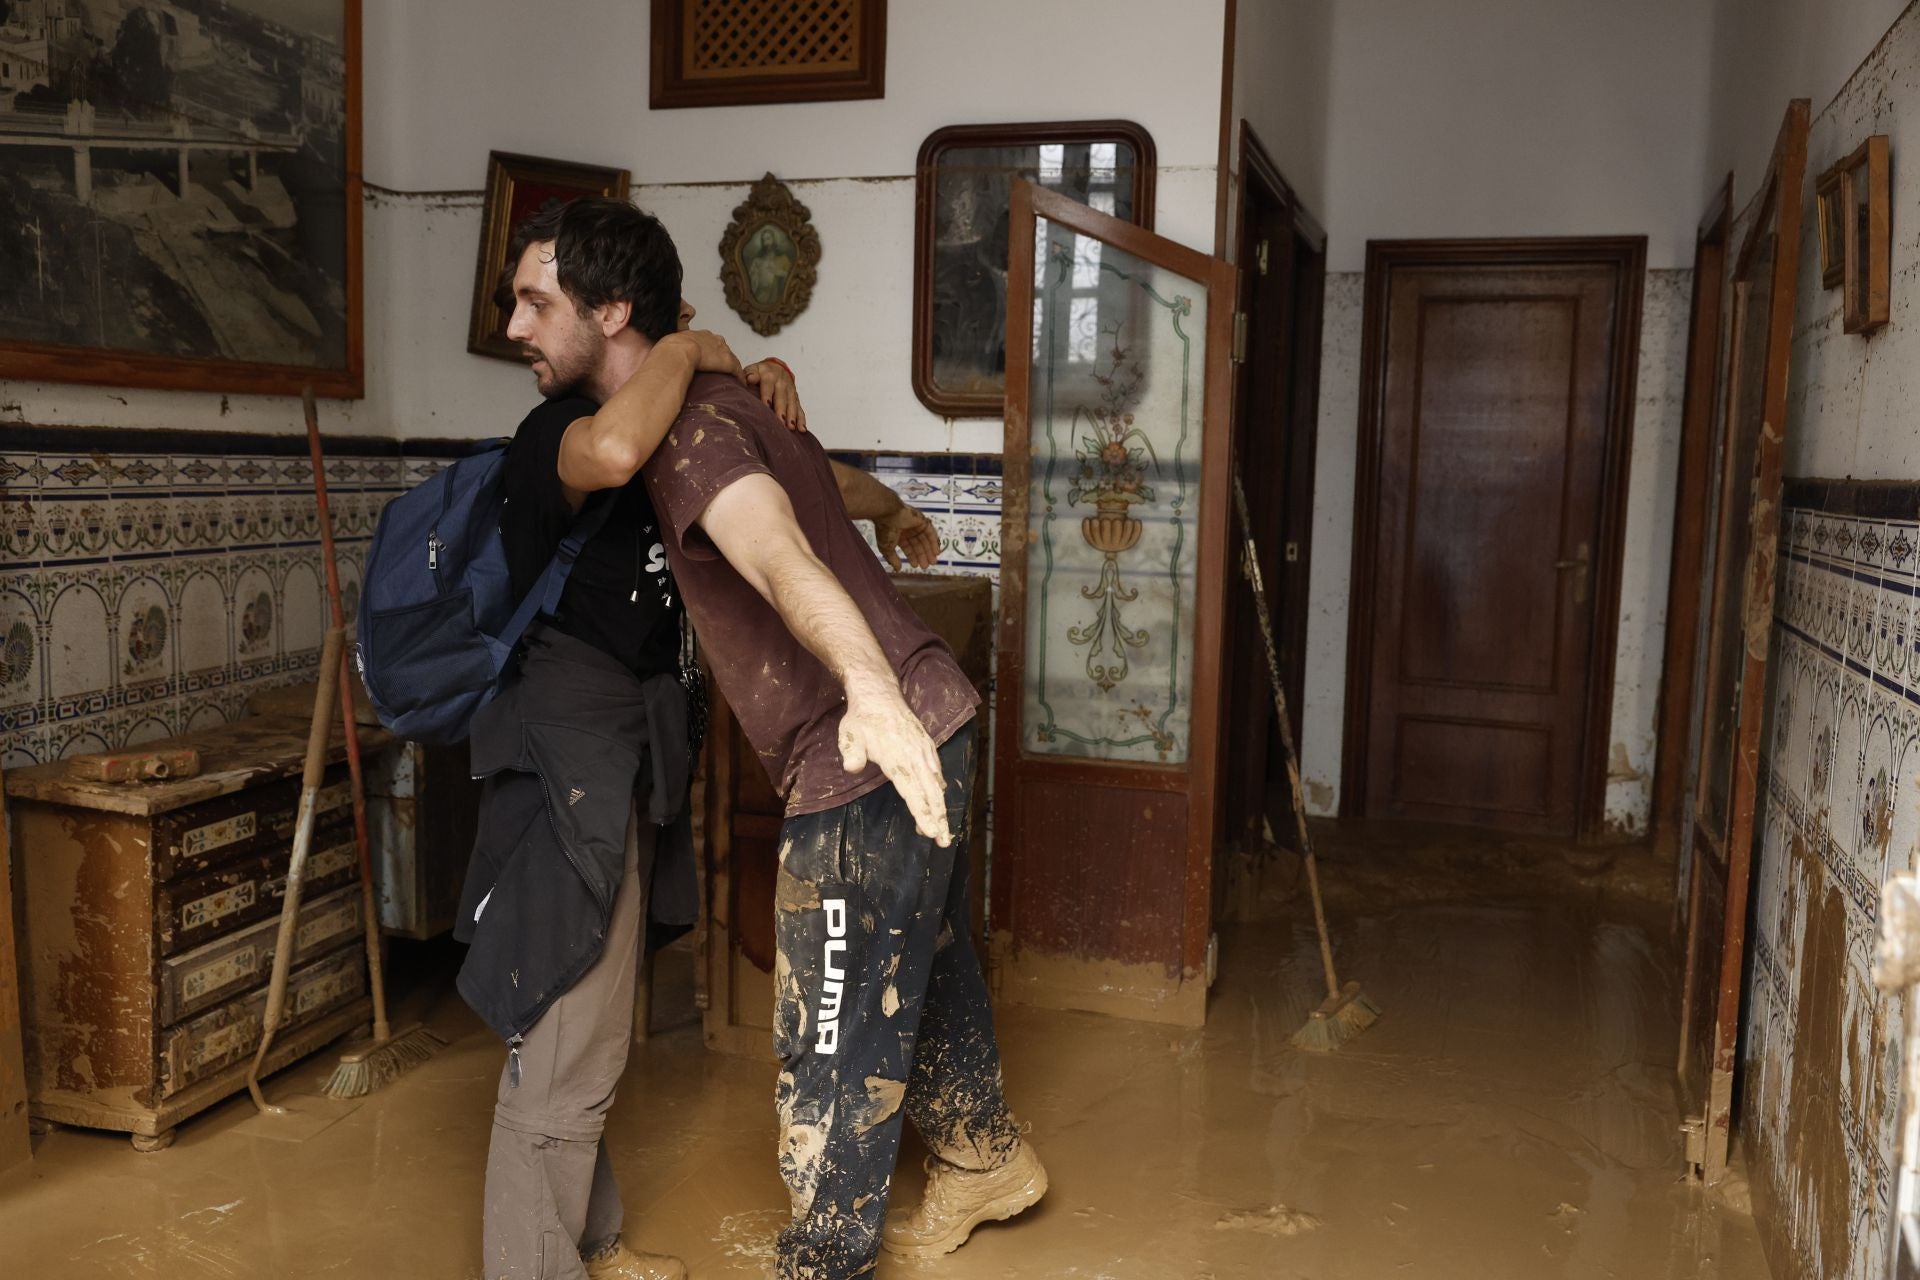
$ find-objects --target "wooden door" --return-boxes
[1650,181,1733,863]
[993,181,1235,1027]
[1222,126,1326,857]
[1345,239,1645,835]
[1676,100,1809,1183]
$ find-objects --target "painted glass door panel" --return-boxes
[1677,100,1808,1184]
[1021,214,1206,765]
[994,182,1234,1027]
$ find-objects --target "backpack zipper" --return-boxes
[427,531,445,589]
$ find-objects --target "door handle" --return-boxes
[1555,542,1591,604]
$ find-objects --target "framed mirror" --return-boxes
[912,121,1155,417]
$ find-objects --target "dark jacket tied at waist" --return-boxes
[454,627,696,1042]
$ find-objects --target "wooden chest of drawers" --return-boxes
[3,716,385,1150]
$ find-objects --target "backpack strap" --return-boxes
[491,492,616,673]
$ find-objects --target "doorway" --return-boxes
[1220,123,1327,862]
[1342,238,1646,837]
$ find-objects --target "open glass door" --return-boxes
[1676,99,1809,1182]
[990,181,1235,1026]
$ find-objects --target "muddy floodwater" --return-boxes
[0,825,1770,1278]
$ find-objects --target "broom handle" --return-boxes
[247,624,344,1110]
[1231,470,1343,1003]
[305,388,392,1044]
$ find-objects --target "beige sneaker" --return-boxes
[881,1142,1049,1259]
[582,1240,688,1280]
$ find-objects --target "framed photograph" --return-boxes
[466,151,632,362]
[0,0,363,397]
[717,173,820,337]
[1841,134,1890,335]
[651,0,886,109]
[913,121,1156,418]
[1815,166,1846,289]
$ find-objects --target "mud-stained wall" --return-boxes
[1747,484,1919,1280]
[1739,10,1920,1277]
[1296,267,1692,833]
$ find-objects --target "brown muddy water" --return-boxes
[1,827,1770,1278]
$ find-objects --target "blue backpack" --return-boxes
[356,442,610,744]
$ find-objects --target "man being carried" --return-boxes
[575,215,1048,1274]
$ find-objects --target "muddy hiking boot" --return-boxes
[581,1239,688,1280]
[881,1141,1049,1258]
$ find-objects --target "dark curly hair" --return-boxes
[498,196,683,341]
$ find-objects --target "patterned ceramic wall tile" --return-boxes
[0,427,472,769]
[0,433,997,771]
[1748,483,1920,1279]
[831,450,1004,581]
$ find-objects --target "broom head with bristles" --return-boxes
[322,1023,446,1099]
[1291,980,1380,1053]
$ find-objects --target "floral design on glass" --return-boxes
[1065,324,1159,696]
[125,604,168,675]
[240,591,274,653]
[0,620,33,692]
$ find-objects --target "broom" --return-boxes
[1230,468,1380,1052]
[302,388,445,1097]
[246,624,346,1112]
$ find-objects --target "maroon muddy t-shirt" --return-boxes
[643,373,978,816]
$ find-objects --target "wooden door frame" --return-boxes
[1650,178,1735,858]
[994,181,1237,1022]
[1221,121,1327,852]
[1340,236,1649,839]
[1683,100,1810,1182]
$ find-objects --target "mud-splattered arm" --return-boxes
[698,472,954,847]
[558,330,742,498]
[829,462,940,572]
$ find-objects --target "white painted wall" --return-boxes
[1285,0,1716,831]
[1227,0,1332,227]
[2,0,1230,452]
[1703,0,1911,213]
[1320,0,1717,272]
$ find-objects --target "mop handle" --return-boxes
[304,389,391,1041]
[1231,470,1342,1003]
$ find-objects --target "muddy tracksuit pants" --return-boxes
[772,721,1023,1278]
[483,808,654,1280]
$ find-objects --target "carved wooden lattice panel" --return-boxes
[687,0,862,75]
[652,0,886,107]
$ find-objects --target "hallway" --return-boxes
[0,827,1767,1279]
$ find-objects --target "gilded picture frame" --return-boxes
[718,173,820,337]
[467,151,632,362]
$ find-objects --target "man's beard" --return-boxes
[527,327,605,399]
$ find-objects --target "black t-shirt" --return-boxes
[499,396,682,678]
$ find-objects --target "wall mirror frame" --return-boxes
[912,120,1156,418]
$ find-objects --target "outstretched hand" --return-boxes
[838,686,951,847]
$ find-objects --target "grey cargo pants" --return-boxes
[482,806,654,1279]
